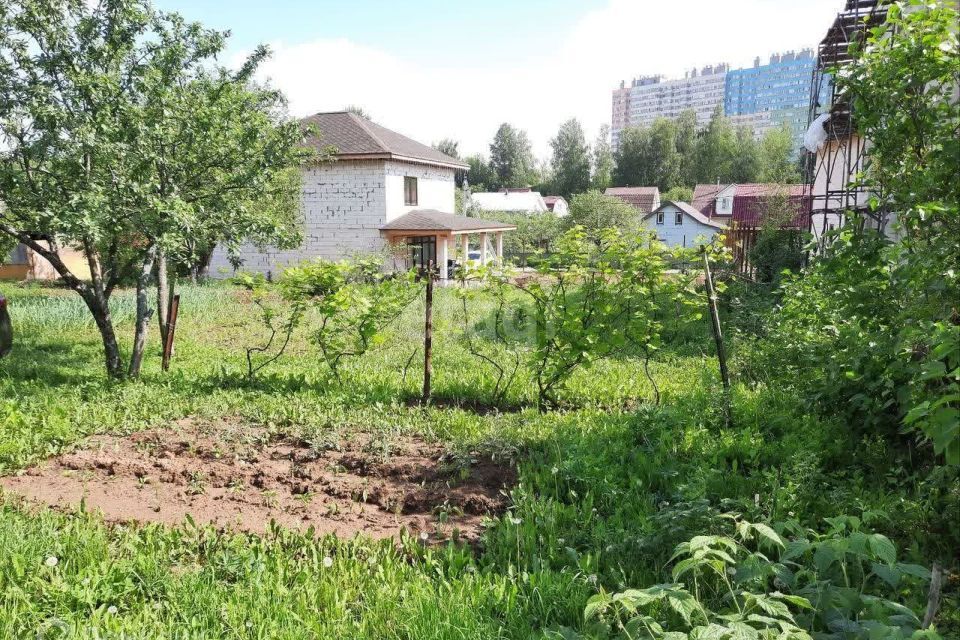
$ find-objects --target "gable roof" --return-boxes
[646,201,726,229]
[379,210,516,233]
[300,112,468,169]
[691,183,731,214]
[604,186,660,213]
[470,191,548,213]
[692,183,810,227]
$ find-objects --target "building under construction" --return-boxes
[804,0,891,245]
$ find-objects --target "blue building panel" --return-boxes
[722,51,819,150]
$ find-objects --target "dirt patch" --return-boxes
[0,419,515,542]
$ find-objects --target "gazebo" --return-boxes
[379,210,516,280]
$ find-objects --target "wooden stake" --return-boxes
[702,248,730,391]
[422,263,434,402]
[161,294,180,372]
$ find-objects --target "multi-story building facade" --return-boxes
[724,49,816,149]
[611,51,818,151]
[612,65,728,147]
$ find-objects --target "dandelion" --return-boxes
[367,556,377,566]
[107,606,118,615]
[419,531,429,541]
[509,517,522,526]
[44,556,59,568]
[322,556,333,568]
[551,466,559,475]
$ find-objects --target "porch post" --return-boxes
[496,232,504,263]
[479,232,488,266]
[461,234,469,264]
[438,233,448,280]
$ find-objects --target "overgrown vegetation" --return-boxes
[0,2,956,639]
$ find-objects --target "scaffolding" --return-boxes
[805,0,890,245]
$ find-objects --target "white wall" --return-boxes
[383,160,456,221]
[209,159,388,277]
[209,158,457,278]
[643,204,722,248]
[714,185,736,215]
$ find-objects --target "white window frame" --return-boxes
[675,211,683,226]
[656,211,664,225]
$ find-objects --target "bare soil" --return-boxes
[0,418,515,542]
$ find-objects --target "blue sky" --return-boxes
[152,0,843,158]
[154,0,608,68]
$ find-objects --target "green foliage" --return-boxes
[574,517,936,640]
[613,107,778,191]
[613,119,682,191]
[758,125,801,183]
[232,272,305,380]
[551,119,593,199]
[663,187,694,203]
[730,127,761,184]
[693,107,736,186]
[566,192,641,234]
[465,153,499,192]
[747,188,806,284]
[592,125,616,191]
[751,2,960,463]
[0,0,309,377]
[280,258,421,378]
[483,226,701,410]
[433,138,460,160]
[477,210,563,266]
[490,123,537,189]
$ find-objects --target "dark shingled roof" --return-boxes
[604,186,660,213]
[301,112,468,169]
[380,210,516,232]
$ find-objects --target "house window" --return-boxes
[404,176,418,206]
[406,235,436,271]
[656,211,664,225]
[675,211,683,225]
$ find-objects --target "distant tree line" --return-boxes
[441,107,803,203]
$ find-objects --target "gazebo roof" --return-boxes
[379,210,516,234]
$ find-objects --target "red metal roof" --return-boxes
[692,183,809,228]
[604,186,660,213]
[729,184,809,227]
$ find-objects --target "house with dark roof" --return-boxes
[604,187,661,214]
[643,201,726,248]
[692,183,809,228]
[210,112,513,280]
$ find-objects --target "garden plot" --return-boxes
[0,418,513,541]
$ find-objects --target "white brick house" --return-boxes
[210,111,506,278]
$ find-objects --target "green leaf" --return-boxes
[868,534,897,565]
[751,524,785,549]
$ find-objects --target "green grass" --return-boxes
[0,282,955,638]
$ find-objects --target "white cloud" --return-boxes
[249,0,841,159]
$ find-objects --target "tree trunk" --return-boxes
[155,247,169,353]
[80,290,124,378]
[128,247,158,378]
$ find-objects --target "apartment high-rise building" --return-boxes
[611,51,818,151]
[724,49,817,149]
[611,82,632,147]
[612,64,728,148]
